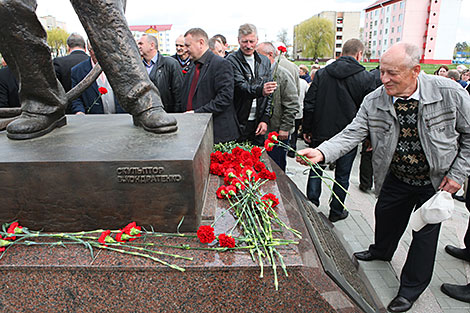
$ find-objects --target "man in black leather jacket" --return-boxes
[227,23,276,146]
[138,34,184,113]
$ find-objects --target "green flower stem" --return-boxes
[90,242,185,272]
[108,243,193,261]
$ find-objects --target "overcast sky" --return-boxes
[36,0,469,53]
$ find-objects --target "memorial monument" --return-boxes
[0,1,380,312]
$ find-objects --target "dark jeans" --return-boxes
[288,118,302,151]
[306,145,357,217]
[267,138,289,172]
[238,120,265,146]
[359,141,373,189]
[369,173,438,301]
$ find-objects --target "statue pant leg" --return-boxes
[70,0,176,130]
[0,0,66,115]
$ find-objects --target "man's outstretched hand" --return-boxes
[296,148,324,166]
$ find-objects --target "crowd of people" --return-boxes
[1,12,470,311]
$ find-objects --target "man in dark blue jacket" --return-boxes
[303,38,376,222]
[70,43,125,114]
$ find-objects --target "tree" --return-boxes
[295,17,334,60]
[277,28,290,46]
[47,27,69,57]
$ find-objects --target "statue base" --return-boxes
[0,114,213,232]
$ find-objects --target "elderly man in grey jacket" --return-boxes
[297,42,470,312]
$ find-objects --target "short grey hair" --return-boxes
[257,42,276,56]
[447,69,461,80]
[238,23,257,38]
[142,34,159,49]
[67,33,85,49]
[209,37,222,50]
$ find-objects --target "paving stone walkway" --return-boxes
[285,141,470,313]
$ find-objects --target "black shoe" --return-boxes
[353,250,391,262]
[328,210,348,223]
[287,151,295,158]
[387,295,414,312]
[132,107,177,134]
[359,184,371,192]
[445,245,470,262]
[6,111,66,140]
[441,283,470,303]
[452,194,466,202]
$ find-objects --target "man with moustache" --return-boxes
[227,23,276,146]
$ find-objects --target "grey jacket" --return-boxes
[318,72,470,195]
[268,65,299,134]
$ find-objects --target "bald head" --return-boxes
[382,42,420,69]
[380,43,421,97]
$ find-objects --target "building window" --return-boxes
[336,35,343,40]
[374,30,377,36]
[392,16,395,22]
[381,8,384,13]
[397,37,400,42]
[369,32,372,38]
[391,27,394,33]
[379,40,381,45]
[398,26,401,33]
[393,3,396,10]
[387,6,390,12]
[337,27,343,32]
[374,20,377,26]
[370,22,373,28]
[373,40,376,46]
[400,2,405,9]
[336,43,341,48]
[384,39,387,46]
[380,30,382,35]
[375,10,378,16]
[378,50,381,57]
[390,39,394,45]
[386,17,389,23]
[385,28,388,34]
[399,14,402,21]
[380,19,383,24]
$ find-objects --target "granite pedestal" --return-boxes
[0,156,373,312]
[0,114,212,232]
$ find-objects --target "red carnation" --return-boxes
[6,222,23,241]
[259,168,276,180]
[121,222,141,241]
[216,185,228,199]
[232,147,244,156]
[254,161,266,172]
[264,140,275,151]
[231,177,246,190]
[98,87,108,95]
[225,185,237,198]
[251,146,262,160]
[261,193,280,208]
[197,225,215,243]
[277,46,287,53]
[98,230,114,246]
[218,233,236,248]
[268,131,279,143]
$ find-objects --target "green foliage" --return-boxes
[455,42,469,52]
[295,17,335,60]
[213,141,254,153]
[47,27,69,57]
